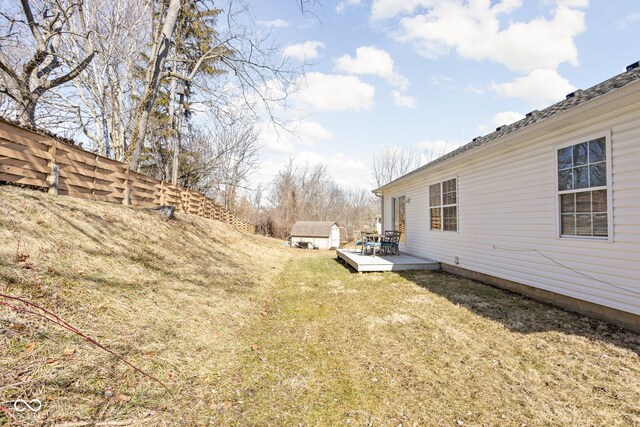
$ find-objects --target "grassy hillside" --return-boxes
[0,186,291,425]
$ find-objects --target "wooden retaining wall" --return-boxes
[0,118,255,234]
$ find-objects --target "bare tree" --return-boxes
[168,0,302,185]
[372,146,421,188]
[125,0,300,172]
[213,123,261,212]
[162,3,228,183]
[233,182,266,225]
[125,0,182,170]
[164,126,223,191]
[345,188,377,231]
[266,160,377,239]
[0,0,95,126]
[269,158,299,237]
[147,119,261,214]
[49,0,150,158]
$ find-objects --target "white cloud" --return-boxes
[294,121,333,145]
[393,0,587,72]
[261,135,295,155]
[491,69,576,108]
[417,139,460,162]
[295,72,375,112]
[477,110,524,138]
[259,123,296,155]
[430,75,453,87]
[371,0,430,21]
[252,150,372,189]
[259,119,333,154]
[334,46,409,91]
[491,111,525,128]
[391,90,418,108]
[617,12,640,31]
[336,0,362,14]
[555,0,589,7]
[296,151,372,188]
[464,84,485,95]
[282,41,325,61]
[257,19,289,28]
[249,158,287,187]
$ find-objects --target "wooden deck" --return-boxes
[336,248,440,272]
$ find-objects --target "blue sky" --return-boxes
[242,0,639,190]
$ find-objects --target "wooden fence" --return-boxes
[0,118,255,234]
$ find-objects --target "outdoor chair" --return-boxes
[354,230,366,254]
[381,230,400,256]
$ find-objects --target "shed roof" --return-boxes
[291,221,337,237]
[374,62,640,192]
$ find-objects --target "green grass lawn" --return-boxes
[217,251,640,426]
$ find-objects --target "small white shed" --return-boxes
[290,221,340,250]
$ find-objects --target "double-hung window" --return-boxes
[557,135,611,239]
[429,178,457,231]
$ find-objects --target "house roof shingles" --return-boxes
[374,63,640,192]
[291,221,337,238]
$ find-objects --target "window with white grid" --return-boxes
[557,136,611,239]
[429,178,457,232]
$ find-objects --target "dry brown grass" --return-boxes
[0,186,291,425]
[2,186,639,426]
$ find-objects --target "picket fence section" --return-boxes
[0,118,255,234]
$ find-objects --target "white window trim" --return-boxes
[389,195,407,244]
[428,175,459,233]
[554,130,613,242]
[380,196,385,234]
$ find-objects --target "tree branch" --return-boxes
[0,49,20,83]
[37,50,95,93]
[19,0,45,48]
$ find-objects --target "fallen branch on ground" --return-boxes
[0,402,18,422]
[1,200,172,396]
[0,293,173,396]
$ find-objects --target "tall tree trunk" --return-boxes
[17,97,37,126]
[172,94,183,184]
[126,0,182,171]
[166,69,177,181]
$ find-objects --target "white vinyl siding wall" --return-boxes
[380,106,640,316]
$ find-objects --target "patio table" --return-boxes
[363,233,383,257]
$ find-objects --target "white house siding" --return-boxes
[383,197,391,237]
[381,102,640,316]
